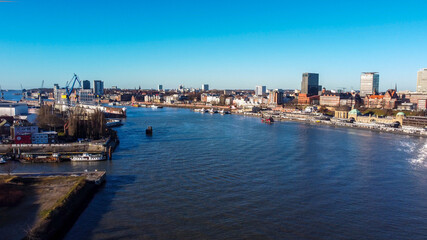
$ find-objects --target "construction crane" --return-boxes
[64,73,82,105]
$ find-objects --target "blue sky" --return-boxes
[0,0,426,91]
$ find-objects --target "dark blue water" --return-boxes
[15,107,427,239]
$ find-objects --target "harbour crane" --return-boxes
[64,73,82,105]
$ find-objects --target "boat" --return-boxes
[261,117,274,123]
[70,153,106,162]
[0,157,6,164]
[107,119,123,128]
[151,105,158,109]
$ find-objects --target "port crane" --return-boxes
[64,73,82,105]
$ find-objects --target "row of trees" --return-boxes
[67,108,107,140]
[37,105,107,140]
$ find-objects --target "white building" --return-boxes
[360,72,379,96]
[255,86,266,96]
[79,89,95,104]
[0,103,29,116]
[417,68,427,93]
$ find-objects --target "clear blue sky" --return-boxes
[0,0,426,91]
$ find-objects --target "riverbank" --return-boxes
[0,171,105,240]
[191,107,427,137]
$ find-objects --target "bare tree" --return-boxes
[1,161,17,176]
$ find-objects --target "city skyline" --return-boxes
[0,1,426,90]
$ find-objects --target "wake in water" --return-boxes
[401,141,427,167]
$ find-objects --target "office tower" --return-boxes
[82,80,90,90]
[158,84,163,91]
[360,72,379,96]
[301,73,319,96]
[93,80,104,96]
[417,68,427,93]
[268,89,284,105]
[202,84,209,91]
[255,86,266,96]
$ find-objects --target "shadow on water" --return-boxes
[64,174,137,240]
[0,178,39,240]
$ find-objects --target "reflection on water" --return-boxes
[12,107,427,240]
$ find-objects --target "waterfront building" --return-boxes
[31,131,58,144]
[320,92,360,107]
[0,103,29,116]
[417,68,427,93]
[158,84,163,91]
[255,86,266,96]
[364,89,399,109]
[82,80,91,90]
[360,72,379,96]
[298,93,319,105]
[334,106,351,119]
[202,84,209,91]
[301,73,319,96]
[93,80,104,96]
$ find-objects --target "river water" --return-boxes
[11,106,427,239]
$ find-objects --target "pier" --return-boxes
[0,171,106,240]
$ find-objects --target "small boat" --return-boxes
[261,117,274,124]
[107,119,123,128]
[0,157,6,164]
[70,153,106,162]
[151,105,158,109]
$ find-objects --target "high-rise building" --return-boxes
[202,84,209,91]
[301,73,319,96]
[360,72,379,96]
[93,80,104,96]
[268,89,284,105]
[417,68,427,93]
[255,86,266,96]
[158,84,163,91]
[82,80,90,90]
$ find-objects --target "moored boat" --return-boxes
[70,153,106,162]
[261,117,274,123]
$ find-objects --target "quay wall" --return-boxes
[0,143,106,155]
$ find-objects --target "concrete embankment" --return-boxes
[0,172,105,240]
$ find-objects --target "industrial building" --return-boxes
[0,103,29,116]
